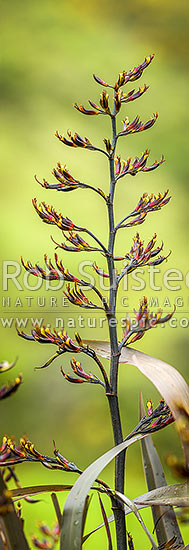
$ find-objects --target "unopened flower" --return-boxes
[21,254,82,283]
[39,522,59,540]
[128,400,174,439]
[64,283,104,310]
[146,400,153,416]
[0,436,81,473]
[35,164,106,199]
[93,262,109,278]
[75,92,114,120]
[121,84,149,103]
[16,501,22,520]
[36,164,84,192]
[127,532,135,550]
[117,233,170,276]
[38,524,53,538]
[55,130,96,150]
[0,375,22,400]
[122,296,175,345]
[17,325,105,373]
[61,358,105,387]
[51,440,80,471]
[116,190,171,230]
[114,55,154,89]
[93,74,113,88]
[93,55,154,91]
[31,537,53,549]
[122,211,147,228]
[114,91,122,114]
[134,190,171,214]
[115,149,164,179]
[104,138,113,154]
[52,231,100,253]
[118,112,158,137]
[17,325,82,351]
[32,198,81,231]
[31,521,60,550]
[0,358,17,373]
[99,91,111,114]
[74,103,100,116]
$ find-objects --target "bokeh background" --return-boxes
[0,1,188,547]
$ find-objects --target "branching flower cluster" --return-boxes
[0,54,188,550]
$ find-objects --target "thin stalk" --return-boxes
[84,227,108,254]
[106,110,127,550]
[83,348,111,392]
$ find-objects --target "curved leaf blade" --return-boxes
[83,483,188,543]
[85,341,189,471]
[60,432,147,550]
[139,393,184,546]
[11,484,73,501]
[115,491,158,549]
[98,494,113,550]
[51,493,62,528]
[84,341,189,423]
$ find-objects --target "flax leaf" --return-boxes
[83,483,188,543]
[139,393,184,546]
[60,432,148,550]
[0,475,29,550]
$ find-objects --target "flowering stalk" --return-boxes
[14,54,180,550]
[105,102,127,550]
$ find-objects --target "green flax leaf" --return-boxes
[98,494,113,550]
[60,432,154,550]
[11,484,73,501]
[139,393,184,546]
[51,493,62,528]
[83,483,188,543]
[115,491,158,549]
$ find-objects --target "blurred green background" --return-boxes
[0,0,188,547]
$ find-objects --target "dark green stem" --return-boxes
[106,112,127,550]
